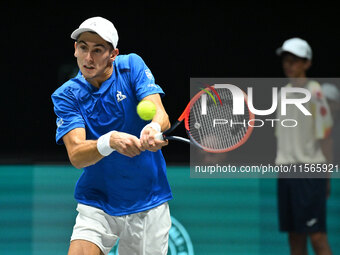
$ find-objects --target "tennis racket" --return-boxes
[155,84,255,153]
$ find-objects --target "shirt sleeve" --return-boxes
[310,84,333,139]
[129,53,165,101]
[51,88,85,145]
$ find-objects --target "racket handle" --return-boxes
[155,133,190,144]
[154,132,164,141]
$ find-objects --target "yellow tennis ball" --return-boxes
[137,100,156,120]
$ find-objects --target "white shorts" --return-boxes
[70,202,171,255]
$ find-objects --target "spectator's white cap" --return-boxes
[322,83,340,102]
[71,17,118,48]
[276,38,312,60]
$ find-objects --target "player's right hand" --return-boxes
[140,126,168,152]
[110,131,144,157]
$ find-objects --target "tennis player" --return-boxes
[51,17,172,255]
[275,38,333,255]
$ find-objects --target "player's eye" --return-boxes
[93,48,102,54]
[79,45,87,51]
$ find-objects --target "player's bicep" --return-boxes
[62,128,86,153]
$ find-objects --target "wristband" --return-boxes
[97,131,116,156]
[140,122,161,138]
[146,122,161,132]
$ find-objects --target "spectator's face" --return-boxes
[281,53,311,78]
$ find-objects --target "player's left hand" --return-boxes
[140,126,168,152]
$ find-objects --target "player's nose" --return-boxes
[84,52,94,63]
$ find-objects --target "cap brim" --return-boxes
[71,28,97,40]
[276,48,311,60]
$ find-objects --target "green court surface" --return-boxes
[0,165,339,255]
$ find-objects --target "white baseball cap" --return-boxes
[71,17,119,48]
[276,38,312,60]
[322,83,340,102]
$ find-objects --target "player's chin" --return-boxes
[81,67,97,78]
[82,71,97,80]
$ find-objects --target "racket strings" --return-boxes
[188,88,251,152]
[212,89,246,148]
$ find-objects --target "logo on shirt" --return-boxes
[116,91,127,102]
[57,118,64,128]
[145,69,153,80]
[147,84,158,89]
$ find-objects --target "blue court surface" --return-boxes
[1,165,339,255]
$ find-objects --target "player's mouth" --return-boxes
[83,65,95,70]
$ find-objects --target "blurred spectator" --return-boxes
[322,83,340,165]
[275,38,333,255]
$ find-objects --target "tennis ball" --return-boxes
[137,100,157,120]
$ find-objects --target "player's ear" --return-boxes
[110,48,119,63]
[74,42,78,58]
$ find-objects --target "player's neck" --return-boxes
[86,65,113,88]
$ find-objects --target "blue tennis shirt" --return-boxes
[51,53,172,216]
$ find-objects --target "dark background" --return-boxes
[2,1,340,164]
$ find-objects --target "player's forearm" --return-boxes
[153,108,170,132]
[141,94,170,132]
[67,140,104,169]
